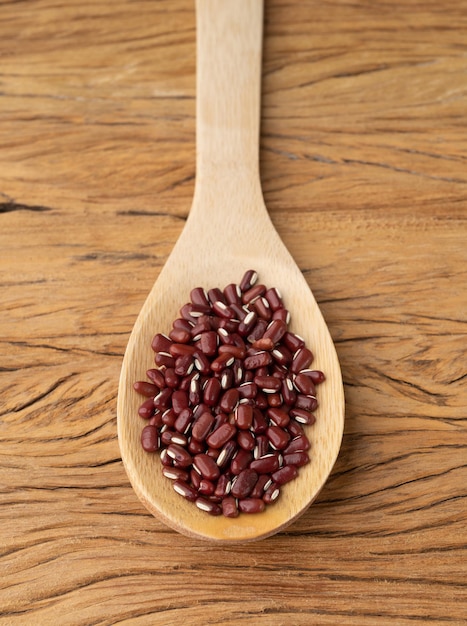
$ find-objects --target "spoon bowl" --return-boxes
[117,0,345,542]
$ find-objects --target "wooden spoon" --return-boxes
[117,0,344,542]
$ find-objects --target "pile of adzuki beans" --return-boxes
[133,270,325,518]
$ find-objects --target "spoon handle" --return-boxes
[193,0,265,216]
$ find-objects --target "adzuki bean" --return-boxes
[133,271,325,517]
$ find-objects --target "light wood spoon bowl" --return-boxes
[117,0,345,542]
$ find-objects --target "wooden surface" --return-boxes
[1,0,466,623]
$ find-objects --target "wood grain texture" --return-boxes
[0,0,466,623]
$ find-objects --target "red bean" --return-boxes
[216,440,237,470]
[174,408,193,434]
[188,438,205,455]
[212,411,228,431]
[218,344,246,359]
[242,284,266,304]
[230,449,253,475]
[284,452,309,467]
[294,373,316,396]
[155,352,175,368]
[205,423,236,449]
[272,308,290,323]
[193,350,211,374]
[239,269,258,292]
[134,271,320,517]
[223,283,242,305]
[267,393,282,408]
[148,412,163,428]
[133,381,159,397]
[207,287,226,305]
[161,408,176,427]
[174,354,194,376]
[214,474,231,498]
[151,333,172,353]
[232,359,244,385]
[238,310,257,336]
[254,434,269,458]
[167,443,192,467]
[244,351,272,370]
[210,352,235,373]
[141,425,159,452]
[255,391,268,409]
[235,404,253,430]
[191,411,214,441]
[173,318,193,332]
[161,430,187,447]
[286,419,305,438]
[301,369,326,384]
[198,330,218,356]
[190,286,210,307]
[247,319,268,342]
[191,317,211,338]
[222,496,239,518]
[162,467,189,481]
[237,430,255,451]
[281,377,297,405]
[295,394,318,412]
[193,454,220,481]
[244,370,254,383]
[263,319,287,344]
[218,388,239,413]
[264,287,283,311]
[188,376,201,405]
[290,408,316,425]
[172,390,188,415]
[154,387,172,410]
[179,303,197,321]
[179,370,197,392]
[272,345,293,366]
[267,407,290,428]
[252,337,275,351]
[272,364,288,379]
[146,368,166,388]
[251,408,268,434]
[263,483,281,504]
[253,297,272,321]
[250,474,272,498]
[163,368,179,389]
[254,375,281,392]
[271,464,298,485]
[284,434,310,454]
[173,480,197,502]
[220,368,234,390]
[291,347,314,374]
[237,381,257,400]
[229,303,247,320]
[203,377,221,406]
[198,479,215,496]
[212,301,235,319]
[231,468,258,498]
[282,332,304,353]
[267,425,290,450]
[169,328,191,344]
[238,498,265,514]
[195,498,222,516]
[138,398,156,419]
[250,453,281,474]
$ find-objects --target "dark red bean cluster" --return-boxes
[133,270,325,517]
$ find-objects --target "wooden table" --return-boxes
[1,1,466,624]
